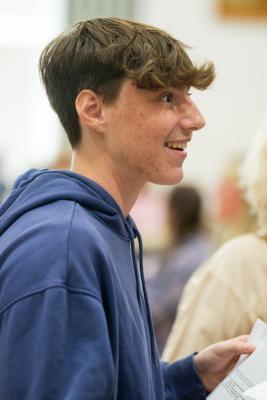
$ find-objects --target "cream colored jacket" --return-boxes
[163,233,267,362]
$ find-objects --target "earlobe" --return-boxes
[75,90,105,131]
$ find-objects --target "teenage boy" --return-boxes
[0,18,254,399]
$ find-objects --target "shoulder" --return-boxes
[215,233,263,256]
[64,204,117,297]
[0,201,76,311]
[69,202,106,244]
[0,201,110,311]
[200,234,260,271]
[189,234,267,290]
[19,200,107,253]
[210,233,266,273]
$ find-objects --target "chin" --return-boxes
[153,171,184,186]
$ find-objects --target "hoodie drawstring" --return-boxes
[125,223,159,366]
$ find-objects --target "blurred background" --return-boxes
[1,0,266,351]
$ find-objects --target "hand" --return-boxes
[193,335,255,393]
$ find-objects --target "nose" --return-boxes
[180,100,206,132]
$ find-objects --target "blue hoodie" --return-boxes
[0,169,205,400]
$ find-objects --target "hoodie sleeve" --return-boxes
[0,285,116,400]
[161,356,206,400]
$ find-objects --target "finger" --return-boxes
[230,335,250,343]
[215,339,255,358]
[218,335,252,351]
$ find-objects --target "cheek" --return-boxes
[114,108,177,158]
[119,113,147,145]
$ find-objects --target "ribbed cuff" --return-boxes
[162,353,206,400]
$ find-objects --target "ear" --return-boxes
[75,89,105,133]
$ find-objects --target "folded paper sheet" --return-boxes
[207,319,267,400]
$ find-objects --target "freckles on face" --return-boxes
[105,81,186,185]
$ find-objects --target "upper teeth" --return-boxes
[166,142,187,150]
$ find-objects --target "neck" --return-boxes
[70,150,144,217]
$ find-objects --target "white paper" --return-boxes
[207,319,267,400]
[243,381,267,400]
[235,319,267,368]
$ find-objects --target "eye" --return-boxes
[161,93,173,103]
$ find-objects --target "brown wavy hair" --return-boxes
[39,18,215,147]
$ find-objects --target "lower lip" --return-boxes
[165,146,187,161]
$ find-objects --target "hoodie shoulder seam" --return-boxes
[66,203,77,280]
[0,283,101,317]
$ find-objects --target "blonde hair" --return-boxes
[240,109,267,233]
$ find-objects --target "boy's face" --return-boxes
[102,79,205,187]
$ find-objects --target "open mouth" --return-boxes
[165,141,187,151]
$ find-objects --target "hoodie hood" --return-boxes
[0,169,136,239]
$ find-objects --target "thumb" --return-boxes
[216,337,255,358]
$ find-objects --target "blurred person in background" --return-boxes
[146,184,214,354]
[213,153,256,246]
[163,109,267,362]
[0,17,254,400]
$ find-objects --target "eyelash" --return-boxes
[161,91,192,103]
